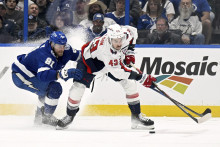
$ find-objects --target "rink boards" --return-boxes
[0,45,220,117]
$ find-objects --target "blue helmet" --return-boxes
[49,31,67,45]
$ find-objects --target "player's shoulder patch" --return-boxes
[71,48,78,53]
[65,44,71,50]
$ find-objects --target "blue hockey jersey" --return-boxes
[105,12,134,26]
[12,40,81,82]
[137,13,167,30]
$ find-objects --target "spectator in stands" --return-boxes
[142,0,175,22]
[34,0,51,24]
[86,13,107,41]
[0,15,14,43]
[45,12,66,35]
[80,0,116,28]
[17,3,48,32]
[28,3,48,27]
[170,0,212,44]
[46,11,78,36]
[72,0,88,25]
[17,15,47,42]
[170,0,205,44]
[100,0,111,10]
[46,0,73,24]
[105,0,134,26]
[15,0,34,11]
[3,0,23,24]
[137,0,166,32]
[0,3,17,36]
[108,0,141,26]
[147,17,182,44]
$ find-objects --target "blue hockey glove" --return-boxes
[59,68,83,81]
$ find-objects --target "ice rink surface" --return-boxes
[0,116,219,147]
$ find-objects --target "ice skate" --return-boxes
[42,114,58,127]
[41,107,58,127]
[131,113,154,129]
[56,115,74,130]
[34,107,43,125]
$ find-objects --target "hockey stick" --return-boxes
[151,83,211,124]
[130,63,212,124]
[0,66,9,79]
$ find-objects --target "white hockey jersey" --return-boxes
[81,26,138,80]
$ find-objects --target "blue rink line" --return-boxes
[0,43,40,47]
[0,43,220,49]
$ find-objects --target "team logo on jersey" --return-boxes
[192,3,197,12]
[110,48,117,54]
[155,75,193,94]
[60,35,65,39]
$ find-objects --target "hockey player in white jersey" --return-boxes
[57,24,157,129]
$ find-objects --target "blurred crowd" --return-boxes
[0,0,219,44]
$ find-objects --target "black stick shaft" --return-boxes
[130,63,208,123]
[152,82,203,117]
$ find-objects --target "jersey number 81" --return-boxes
[45,57,55,68]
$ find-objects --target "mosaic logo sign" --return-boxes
[140,56,218,76]
[139,56,219,94]
[155,75,193,94]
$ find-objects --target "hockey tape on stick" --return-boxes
[130,63,142,74]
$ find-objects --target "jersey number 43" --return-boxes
[109,59,119,66]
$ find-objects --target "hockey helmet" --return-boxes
[107,24,125,51]
[49,31,67,45]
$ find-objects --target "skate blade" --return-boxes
[131,124,155,130]
[56,125,69,130]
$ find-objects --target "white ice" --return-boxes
[0,116,219,147]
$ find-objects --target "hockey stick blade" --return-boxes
[196,108,212,124]
[202,108,211,116]
[197,112,212,124]
[151,84,212,124]
[129,63,212,124]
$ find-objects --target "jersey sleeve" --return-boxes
[200,0,211,12]
[66,44,81,62]
[81,38,105,74]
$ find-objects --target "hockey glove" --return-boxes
[124,55,135,67]
[59,68,83,81]
[139,74,157,88]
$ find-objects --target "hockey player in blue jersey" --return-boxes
[11,31,83,126]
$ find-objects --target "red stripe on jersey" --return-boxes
[68,97,80,104]
[126,93,139,99]
[129,38,134,45]
[120,60,131,72]
[81,41,92,74]
[90,39,100,53]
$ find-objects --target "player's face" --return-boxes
[111,38,123,51]
[53,44,65,57]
